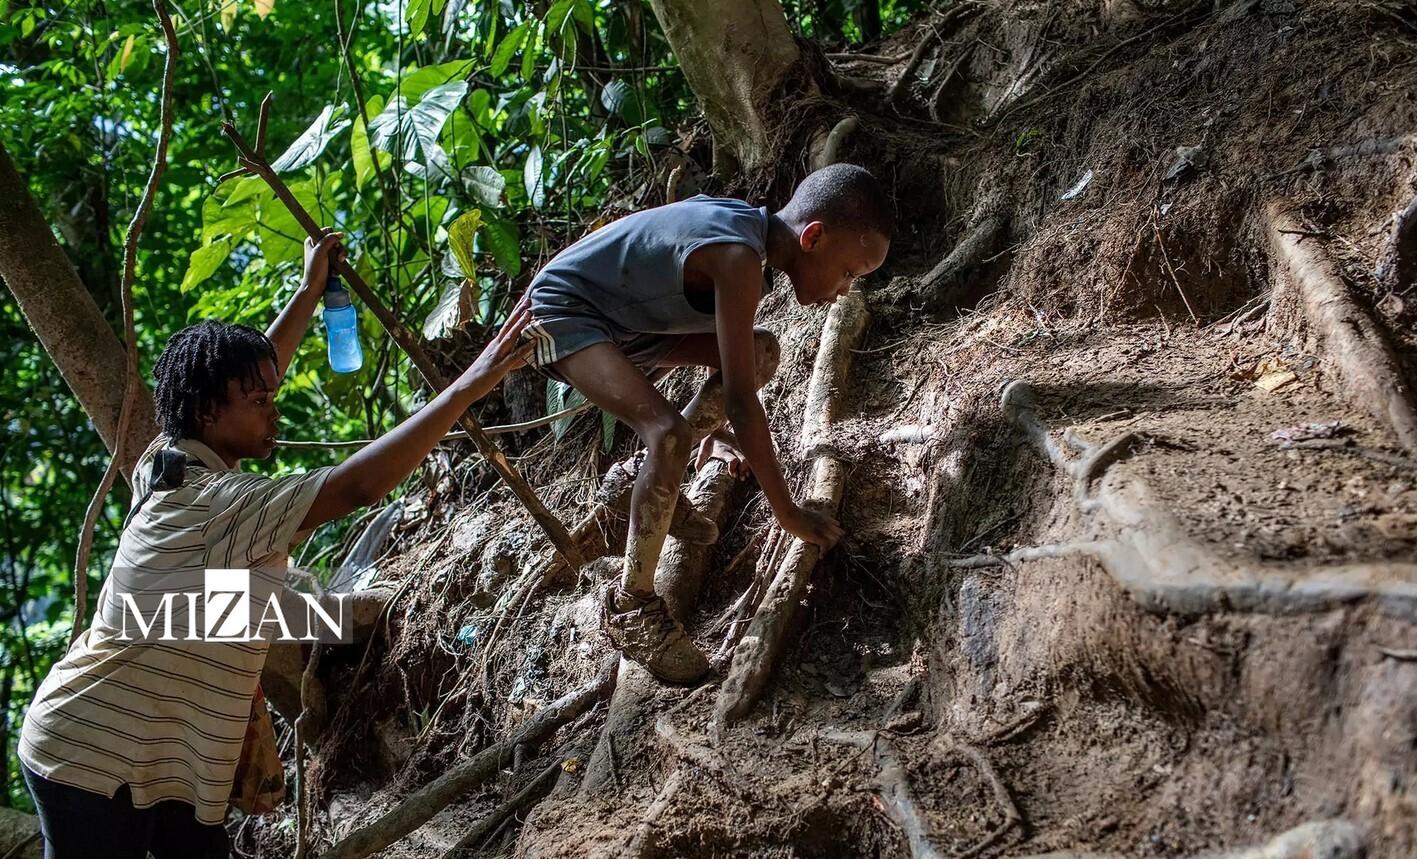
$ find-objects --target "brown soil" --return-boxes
[238,2,1417,857]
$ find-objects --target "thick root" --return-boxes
[1021,818,1363,859]
[1266,200,1417,454]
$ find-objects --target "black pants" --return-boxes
[21,761,230,859]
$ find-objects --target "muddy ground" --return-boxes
[238,2,1417,857]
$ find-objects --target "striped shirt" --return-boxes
[18,434,333,825]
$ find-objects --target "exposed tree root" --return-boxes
[440,753,568,858]
[315,656,617,859]
[1374,187,1417,289]
[1266,200,1417,454]
[1000,381,1417,619]
[822,730,947,859]
[914,212,1009,311]
[810,116,860,171]
[713,290,869,733]
[1021,818,1363,859]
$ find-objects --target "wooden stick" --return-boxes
[821,730,944,859]
[71,0,180,644]
[712,290,868,731]
[315,657,616,859]
[220,101,583,570]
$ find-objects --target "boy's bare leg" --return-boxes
[658,327,781,448]
[550,342,708,683]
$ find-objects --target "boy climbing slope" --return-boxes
[524,163,893,684]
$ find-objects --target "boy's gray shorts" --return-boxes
[521,313,684,385]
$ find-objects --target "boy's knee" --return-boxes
[643,412,693,459]
[753,329,781,387]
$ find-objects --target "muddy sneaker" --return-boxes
[601,585,710,684]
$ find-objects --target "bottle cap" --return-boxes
[323,271,351,308]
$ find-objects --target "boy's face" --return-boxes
[790,223,890,306]
[199,359,282,463]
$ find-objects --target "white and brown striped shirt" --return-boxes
[19,434,333,825]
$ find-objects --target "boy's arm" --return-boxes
[709,245,843,549]
[297,296,532,532]
[266,231,344,380]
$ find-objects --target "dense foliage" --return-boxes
[0,0,922,811]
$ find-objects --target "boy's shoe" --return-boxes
[602,585,710,684]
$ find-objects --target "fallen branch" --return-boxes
[1267,201,1417,454]
[821,730,945,859]
[713,290,868,732]
[221,99,583,571]
[71,0,180,645]
[315,656,616,859]
[944,541,1109,569]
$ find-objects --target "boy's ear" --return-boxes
[799,221,826,252]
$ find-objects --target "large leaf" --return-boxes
[351,94,385,189]
[201,191,255,242]
[404,0,431,36]
[447,210,481,278]
[523,143,544,208]
[423,279,473,339]
[180,237,236,293]
[544,0,575,34]
[399,59,473,102]
[270,105,351,173]
[479,216,521,277]
[369,81,468,165]
[461,165,504,207]
[254,0,274,19]
[490,21,529,77]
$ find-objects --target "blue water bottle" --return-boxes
[322,272,363,374]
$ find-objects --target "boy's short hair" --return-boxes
[784,163,894,240]
[153,320,277,439]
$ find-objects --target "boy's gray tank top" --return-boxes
[529,195,770,336]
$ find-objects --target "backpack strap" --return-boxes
[123,448,202,531]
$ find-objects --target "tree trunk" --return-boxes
[0,140,156,484]
[647,0,810,175]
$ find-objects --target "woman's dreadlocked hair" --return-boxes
[153,320,277,439]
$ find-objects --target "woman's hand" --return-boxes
[457,293,534,402]
[302,230,346,291]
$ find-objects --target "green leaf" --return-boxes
[461,165,504,207]
[479,216,521,277]
[399,59,473,103]
[369,81,468,164]
[270,105,351,173]
[225,174,270,207]
[523,143,544,208]
[351,94,385,189]
[404,0,431,36]
[447,209,481,277]
[544,0,575,35]
[180,237,236,292]
[201,191,255,242]
[490,21,529,77]
[520,23,539,80]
